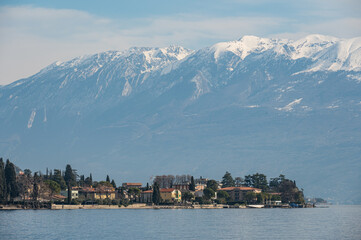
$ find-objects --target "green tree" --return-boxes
[206,180,218,191]
[269,174,285,191]
[235,177,244,187]
[32,172,40,201]
[45,180,61,199]
[78,175,85,187]
[245,191,256,203]
[244,175,252,187]
[203,188,215,200]
[52,169,66,190]
[251,173,268,191]
[217,190,230,204]
[217,190,229,200]
[182,192,194,202]
[279,179,304,204]
[85,173,93,186]
[106,175,110,183]
[17,173,32,202]
[64,164,76,204]
[221,171,235,188]
[256,193,265,204]
[97,181,113,188]
[152,182,161,205]
[0,158,6,203]
[23,169,32,177]
[128,188,141,202]
[64,165,76,186]
[189,176,195,191]
[5,159,18,202]
[111,179,116,188]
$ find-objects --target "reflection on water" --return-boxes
[1,205,360,240]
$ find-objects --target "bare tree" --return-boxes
[154,175,175,188]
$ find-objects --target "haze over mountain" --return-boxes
[1,34,360,204]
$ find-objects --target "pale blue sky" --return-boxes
[0,0,360,84]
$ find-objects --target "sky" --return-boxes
[0,0,360,85]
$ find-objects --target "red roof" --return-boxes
[123,183,142,186]
[142,190,153,193]
[160,188,177,193]
[218,187,261,191]
[53,194,67,199]
[80,186,115,193]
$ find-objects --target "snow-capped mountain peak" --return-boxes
[1,34,361,204]
[211,35,277,60]
[290,34,339,59]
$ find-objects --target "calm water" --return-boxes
[1,205,360,240]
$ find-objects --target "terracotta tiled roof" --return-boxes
[53,194,67,199]
[142,190,153,193]
[218,187,261,191]
[80,187,96,192]
[123,183,142,186]
[80,187,115,193]
[160,188,176,193]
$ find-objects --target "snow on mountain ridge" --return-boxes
[3,34,361,94]
[209,34,360,72]
[290,34,339,59]
[211,34,343,61]
[34,35,361,82]
[38,46,194,76]
[211,35,279,60]
[294,36,361,74]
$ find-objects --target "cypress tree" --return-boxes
[67,182,71,204]
[5,159,18,202]
[0,158,6,203]
[33,172,39,201]
[189,176,195,191]
[106,175,110,182]
[152,182,161,205]
[64,164,76,186]
[111,179,116,188]
[64,164,75,204]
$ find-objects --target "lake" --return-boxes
[1,205,360,240]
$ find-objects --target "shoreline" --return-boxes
[0,203,312,210]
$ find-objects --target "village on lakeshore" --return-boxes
[0,158,316,210]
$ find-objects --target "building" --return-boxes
[218,187,261,202]
[140,188,182,203]
[195,176,208,185]
[173,183,190,191]
[141,190,153,203]
[194,190,204,198]
[52,194,67,202]
[160,188,182,202]
[195,177,208,191]
[60,189,79,199]
[194,189,217,200]
[78,186,116,200]
[122,183,142,189]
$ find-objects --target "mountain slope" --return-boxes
[0,35,360,203]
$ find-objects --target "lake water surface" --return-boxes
[1,205,360,240]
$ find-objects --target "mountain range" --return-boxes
[1,34,360,203]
